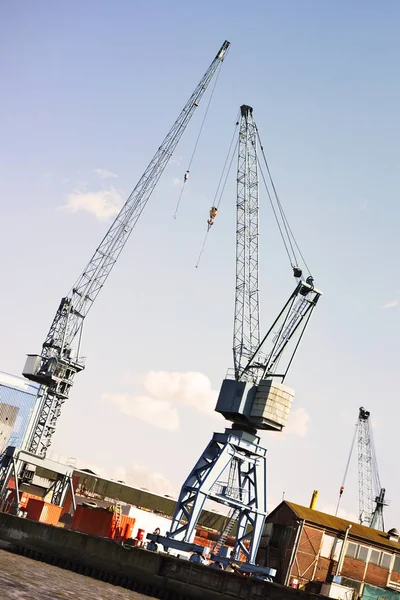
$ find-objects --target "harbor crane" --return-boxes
[0,40,230,502]
[149,105,321,568]
[338,407,387,531]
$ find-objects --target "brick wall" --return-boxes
[341,557,367,581]
[389,570,400,585]
[364,562,389,588]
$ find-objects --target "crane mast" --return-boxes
[159,105,321,568]
[21,40,230,458]
[357,407,387,530]
[233,105,260,380]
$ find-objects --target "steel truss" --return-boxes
[168,429,266,564]
[358,407,374,526]
[233,105,260,381]
[357,407,387,530]
[0,447,76,511]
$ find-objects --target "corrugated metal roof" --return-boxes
[53,468,228,531]
[284,501,400,552]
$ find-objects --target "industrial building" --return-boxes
[0,371,38,449]
[257,500,400,599]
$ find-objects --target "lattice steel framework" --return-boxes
[23,40,230,457]
[233,105,260,381]
[357,406,386,530]
[168,429,267,564]
[358,407,374,526]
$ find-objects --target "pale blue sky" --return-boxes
[1,1,399,525]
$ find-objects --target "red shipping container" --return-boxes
[71,505,135,541]
[25,498,63,526]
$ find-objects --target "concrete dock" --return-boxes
[0,513,320,600]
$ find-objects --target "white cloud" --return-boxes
[273,407,310,439]
[102,393,179,432]
[382,300,398,309]
[48,452,177,497]
[60,188,123,220]
[285,407,310,437]
[102,371,219,432]
[142,371,217,415]
[320,503,358,524]
[169,156,182,167]
[172,177,182,186]
[93,168,118,179]
[110,464,178,497]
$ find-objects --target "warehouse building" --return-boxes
[257,500,400,600]
[0,371,39,448]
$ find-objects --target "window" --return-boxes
[370,549,380,565]
[320,534,335,559]
[380,553,392,569]
[357,546,369,562]
[369,549,393,569]
[346,542,358,558]
[394,556,400,574]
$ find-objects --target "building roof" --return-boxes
[271,501,400,553]
[0,371,38,394]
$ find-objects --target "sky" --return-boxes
[1,1,399,527]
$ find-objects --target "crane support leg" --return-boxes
[168,428,267,564]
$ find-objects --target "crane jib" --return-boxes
[21,40,230,458]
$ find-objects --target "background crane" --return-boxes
[337,406,387,531]
[159,105,321,567]
[19,40,230,463]
[358,407,387,530]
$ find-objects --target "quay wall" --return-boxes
[0,513,320,600]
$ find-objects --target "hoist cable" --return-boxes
[173,62,223,219]
[195,230,209,269]
[335,421,358,516]
[215,133,239,209]
[257,157,294,268]
[213,113,240,208]
[257,130,311,275]
[257,132,298,266]
[195,124,239,269]
[369,423,381,492]
[257,131,313,277]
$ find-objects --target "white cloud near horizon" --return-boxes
[320,503,358,524]
[382,300,398,309]
[102,393,180,431]
[93,168,118,179]
[273,406,310,439]
[169,156,182,167]
[77,459,176,497]
[60,188,123,220]
[102,371,218,432]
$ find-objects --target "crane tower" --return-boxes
[0,40,230,504]
[150,105,322,567]
[357,407,387,530]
